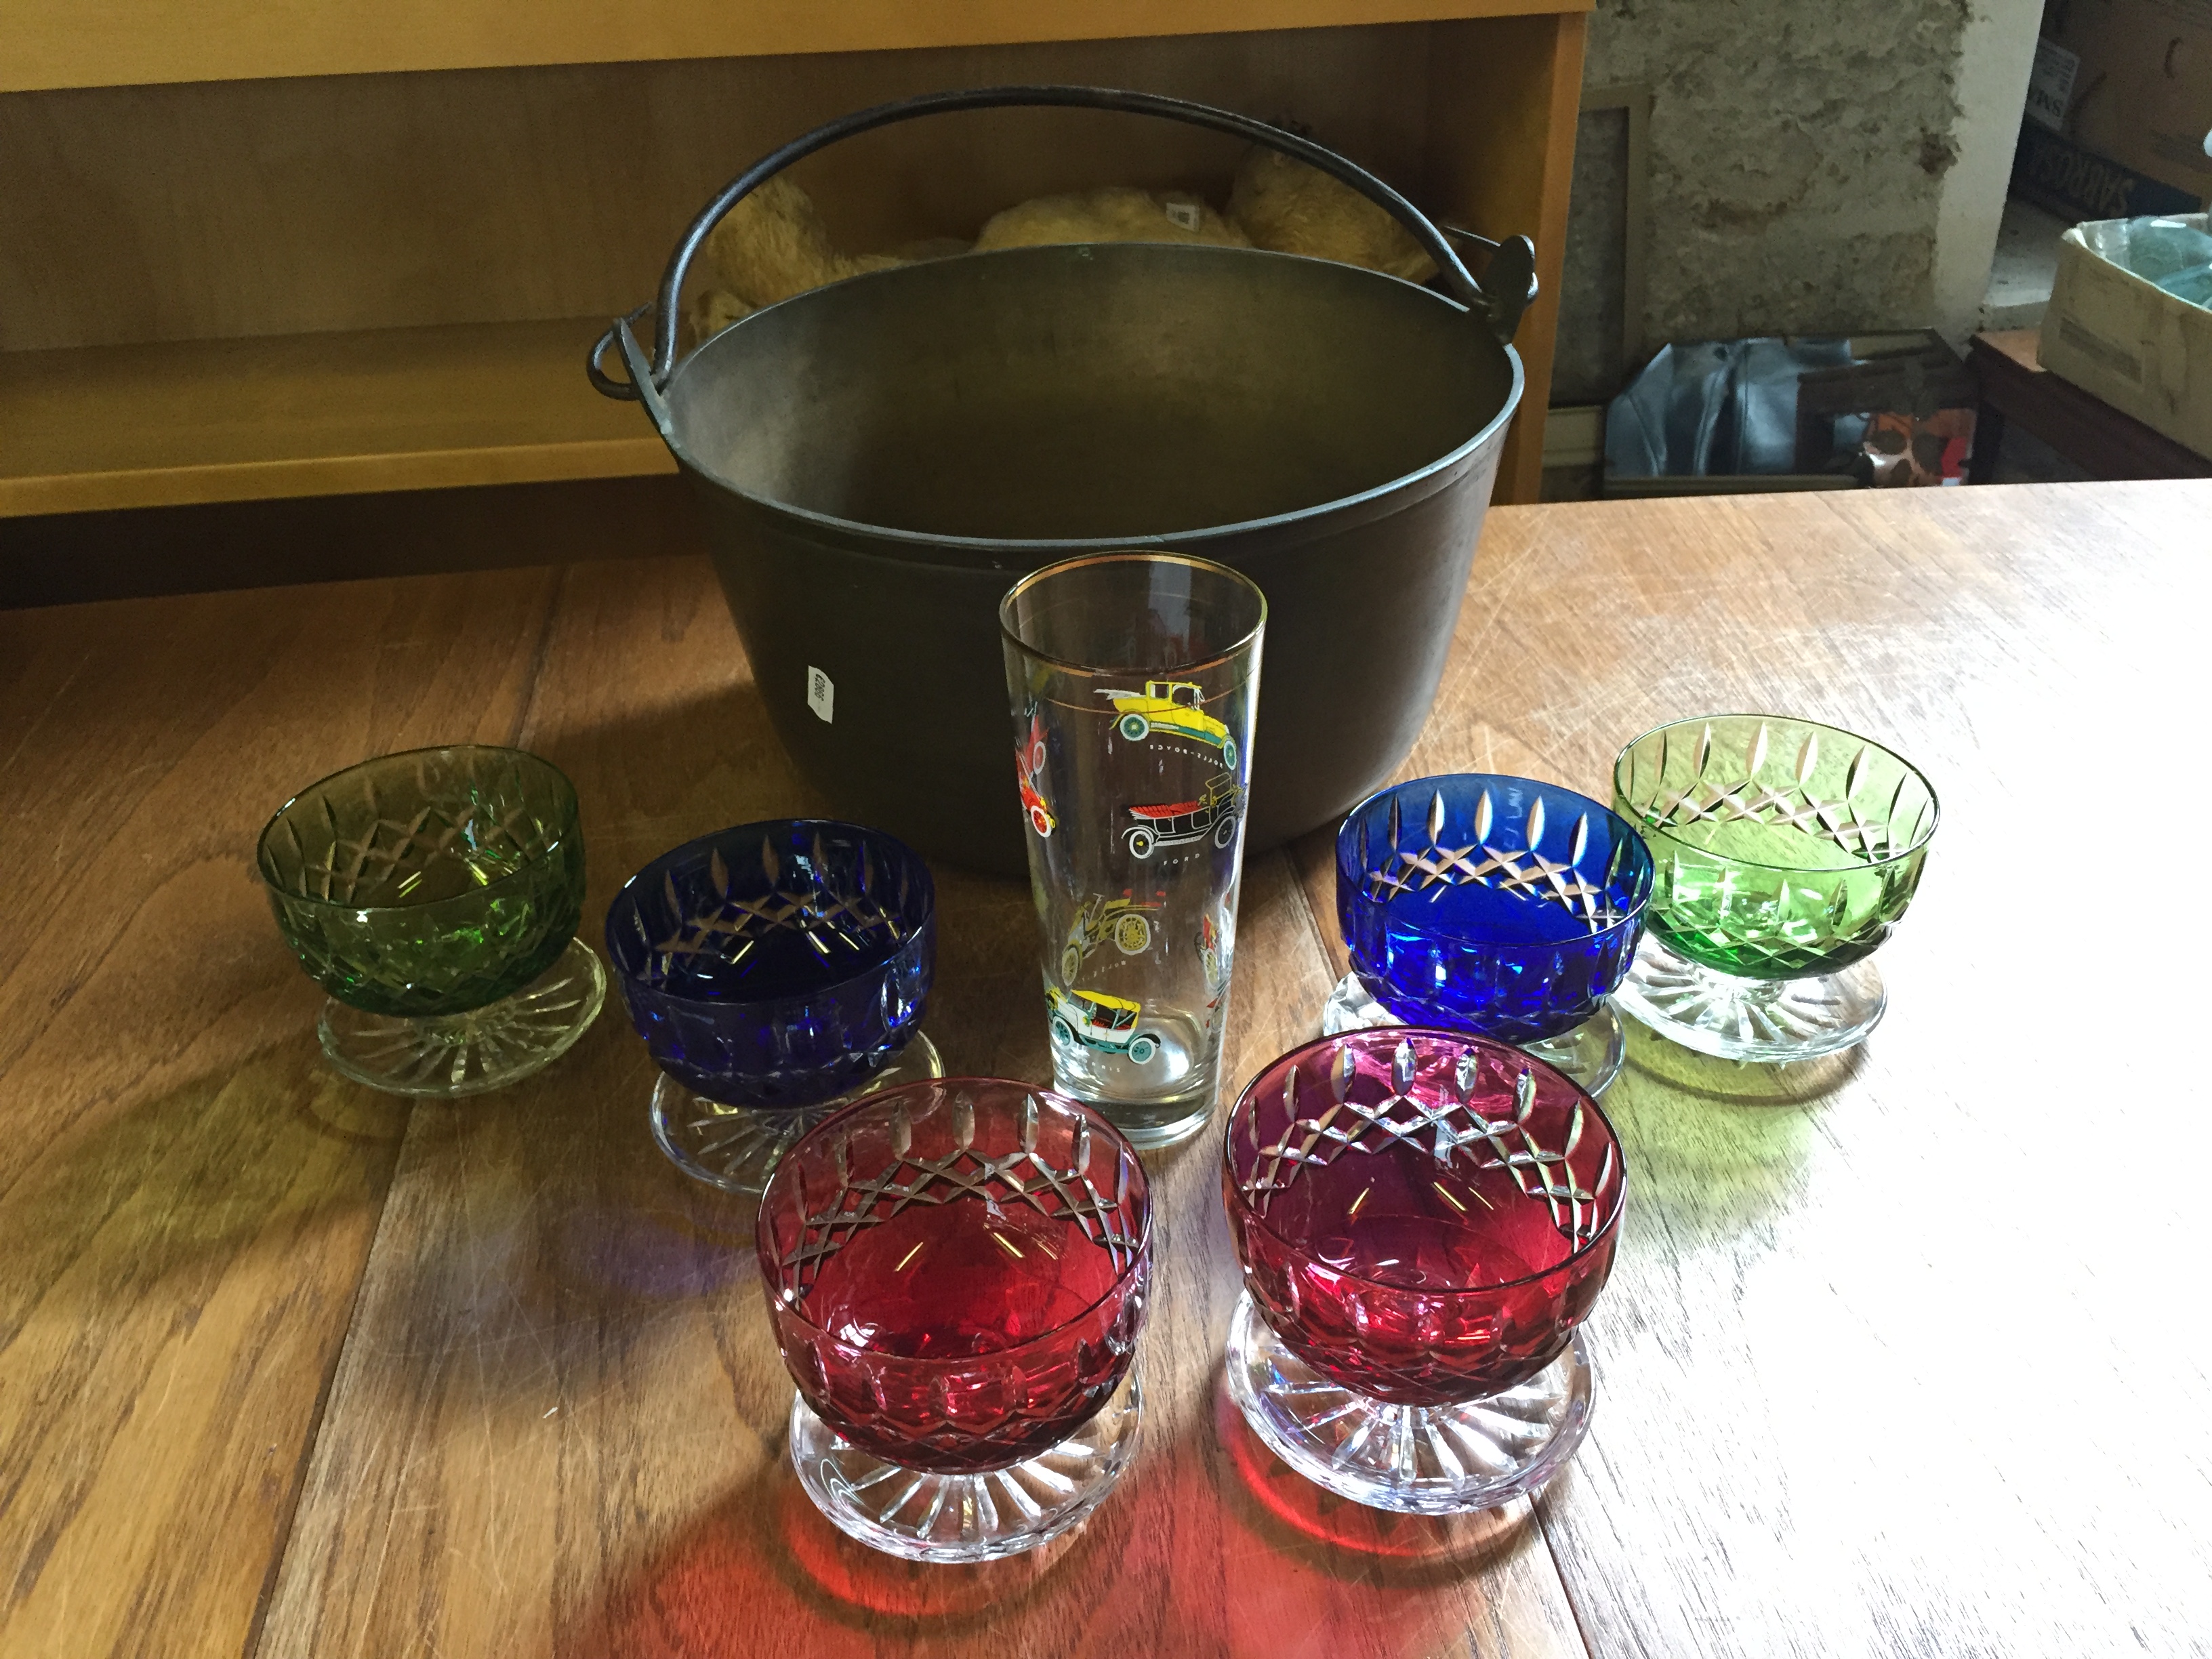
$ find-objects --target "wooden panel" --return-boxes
[250,554,1592,1659]
[1977,325,2042,373]
[0,476,710,609]
[1426,12,1588,504]
[1296,480,2212,1656]
[0,32,1439,352]
[0,568,559,1659]
[1968,327,2212,480]
[1,22,1579,526]
[4,0,1590,94]
[0,321,670,516]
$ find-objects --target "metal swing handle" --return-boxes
[590,83,1538,403]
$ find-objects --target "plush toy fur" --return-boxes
[686,176,905,341]
[686,149,1435,340]
[1229,148,1436,282]
[972,186,1248,251]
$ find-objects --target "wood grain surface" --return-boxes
[1292,482,2212,1658]
[4,480,2208,1658]
[0,570,560,1658]
[0,322,672,518]
[246,557,1589,1659]
[1,21,1568,508]
[3,0,1588,95]
[1424,12,1585,506]
[0,32,1439,354]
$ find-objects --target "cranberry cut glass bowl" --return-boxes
[1222,1028,1625,1513]
[756,1077,1152,1561]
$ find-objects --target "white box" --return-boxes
[2039,213,2212,462]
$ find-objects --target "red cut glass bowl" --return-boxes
[1221,1027,1624,1512]
[756,1076,1151,1560]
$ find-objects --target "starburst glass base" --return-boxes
[649,1032,943,1195]
[788,1360,1142,1561]
[1614,934,1885,1062]
[1225,1294,1591,1515]
[318,935,605,1098]
[1319,972,1626,1095]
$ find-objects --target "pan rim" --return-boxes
[661,242,1525,564]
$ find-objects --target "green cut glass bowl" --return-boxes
[257,745,586,1017]
[1612,715,1938,981]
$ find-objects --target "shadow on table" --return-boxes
[584,1355,1547,1656]
[1,1025,411,1313]
[1584,1021,1875,1256]
[581,1419,1106,1654]
[1620,1018,1866,1106]
[308,1007,781,1422]
[1204,1361,1545,1580]
[1597,1021,1857,1239]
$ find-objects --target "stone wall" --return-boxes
[1583,0,2040,352]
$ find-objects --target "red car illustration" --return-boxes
[1016,711,1057,838]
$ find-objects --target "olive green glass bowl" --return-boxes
[1609,715,1938,1061]
[257,745,604,1095]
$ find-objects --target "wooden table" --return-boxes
[4,482,2208,1659]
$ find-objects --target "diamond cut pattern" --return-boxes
[290,798,544,904]
[1629,720,1925,862]
[260,748,582,1019]
[761,1084,1151,1475]
[644,828,911,979]
[605,823,935,1111]
[1361,786,1631,935]
[1224,1031,1624,1408]
[1239,1036,1618,1250]
[779,1092,1143,1299]
[1614,718,1937,980]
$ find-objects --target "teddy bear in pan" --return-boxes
[683,144,1443,344]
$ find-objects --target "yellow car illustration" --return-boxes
[1047,987,1164,1065]
[1061,894,1159,982]
[1098,681,1237,769]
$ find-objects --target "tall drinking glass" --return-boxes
[1000,554,1265,1149]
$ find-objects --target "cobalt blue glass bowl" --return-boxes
[1326,776,1654,1092]
[606,819,938,1191]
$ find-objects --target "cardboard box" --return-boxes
[2032,0,2212,209]
[2013,121,2203,222]
[2039,212,2212,459]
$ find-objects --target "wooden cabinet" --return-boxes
[0,3,1586,558]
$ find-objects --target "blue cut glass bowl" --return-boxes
[605,820,936,1111]
[1334,776,1654,1050]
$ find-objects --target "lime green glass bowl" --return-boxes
[257,745,604,1094]
[1609,716,1938,1060]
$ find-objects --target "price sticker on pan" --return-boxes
[807,666,834,723]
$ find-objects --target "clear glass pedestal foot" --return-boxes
[649,1031,943,1195]
[1224,1294,1591,1515]
[319,935,605,1098]
[787,1361,1143,1562]
[1612,935,1885,1062]
[1319,972,1626,1094]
